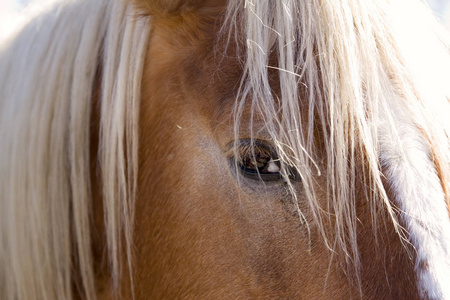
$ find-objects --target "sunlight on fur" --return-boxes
[1,0,450,299]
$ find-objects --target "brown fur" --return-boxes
[428,139,450,217]
[88,0,423,298]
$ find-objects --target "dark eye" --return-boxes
[229,139,301,182]
[237,140,282,182]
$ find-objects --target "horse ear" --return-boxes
[135,0,224,16]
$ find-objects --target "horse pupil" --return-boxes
[242,150,271,172]
[231,140,284,181]
[256,155,270,170]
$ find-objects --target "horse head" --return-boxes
[1,0,450,299]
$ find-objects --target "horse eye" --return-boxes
[233,140,283,182]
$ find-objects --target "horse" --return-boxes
[1,0,450,298]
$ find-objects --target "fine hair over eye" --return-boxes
[1,0,450,299]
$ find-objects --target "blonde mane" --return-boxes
[1,0,449,299]
[226,0,450,297]
[0,0,150,298]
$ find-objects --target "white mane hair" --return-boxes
[226,0,450,298]
[1,0,450,299]
[0,0,150,299]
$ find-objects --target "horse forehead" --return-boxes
[136,0,228,17]
[147,14,243,109]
